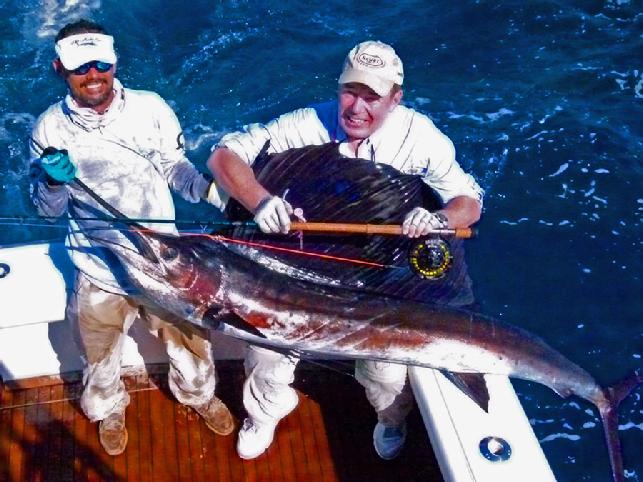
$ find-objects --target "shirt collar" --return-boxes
[63,78,125,131]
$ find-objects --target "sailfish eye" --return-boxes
[161,246,178,261]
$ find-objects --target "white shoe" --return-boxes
[237,418,278,459]
[373,422,407,460]
[237,390,299,460]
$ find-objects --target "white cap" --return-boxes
[55,33,117,70]
[338,40,404,97]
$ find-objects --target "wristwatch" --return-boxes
[434,212,449,229]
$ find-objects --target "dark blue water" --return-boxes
[0,1,641,480]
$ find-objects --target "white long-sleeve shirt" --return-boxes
[30,79,212,294]
[219,101,484,207]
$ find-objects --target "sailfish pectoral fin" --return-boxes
[203,307,269,340]
[440,370,490,412]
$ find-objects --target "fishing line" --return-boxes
[258,345,357,379]
[189,232,392,269]
[2,216,395,269]
[298,357,356,379]
[2,220,404,271]
[0,221,70,229]
[0,214,258,229]
[113,227,396,270]
[0,385,160,411]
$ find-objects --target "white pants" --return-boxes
[243,345,413,427]
[243,346,299,425]
[354,360,414,427]
[67,273,217,422]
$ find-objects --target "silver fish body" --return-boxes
[90,227,638,482]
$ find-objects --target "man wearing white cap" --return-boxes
[29,19,234,456]
[208,40,484,460]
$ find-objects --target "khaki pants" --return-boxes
[67,273,216,422]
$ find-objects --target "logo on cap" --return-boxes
[356,53,385,68]
[69,35,100,47]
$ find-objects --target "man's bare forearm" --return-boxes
[438,196,481,228]
[207,147,270,213]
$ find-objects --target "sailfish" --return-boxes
[77,144,639,482]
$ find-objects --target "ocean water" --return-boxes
[0,1,641,480]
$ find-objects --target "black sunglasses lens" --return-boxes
[95,62,112,72]
[73,64,91,75]
[72,61,112,75]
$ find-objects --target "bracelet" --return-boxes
[254,194,274,214]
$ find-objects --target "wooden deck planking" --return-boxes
[34,385,52,482]
[47,384,64,482]
[147,376,170,482]
[139,384,154,481]
[60,384,76,482]
[0,362,441,482]
[0,386,11,482]
[124,382,139,482]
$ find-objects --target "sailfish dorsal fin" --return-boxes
[224,143,475,307]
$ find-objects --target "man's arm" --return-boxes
[400,112,484,237]
[402,195,481,238]
[207,147,293,234]
[438,195,481,228]
[149,94,214,204]
[207,106,335,231]
[207,146,270,213]
[401,122,483,236]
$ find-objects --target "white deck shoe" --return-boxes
[237,390,298,460]
[236,418,278,460]
[373,422,407,460]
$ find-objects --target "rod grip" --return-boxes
[290,222,475,239]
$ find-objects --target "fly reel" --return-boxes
[408,238,452,280]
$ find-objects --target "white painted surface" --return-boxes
[0,241,245,382]
[409,367,556,482]
[0,242,69,328]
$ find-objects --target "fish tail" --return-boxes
[598,369,642,482]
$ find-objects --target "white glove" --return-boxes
[254,195,293,234]
[402,207,448,238]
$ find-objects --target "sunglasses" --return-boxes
[70,60,113,75]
